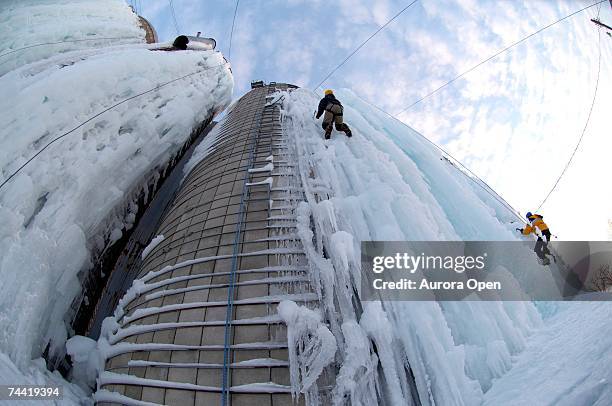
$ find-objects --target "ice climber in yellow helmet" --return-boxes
[316,89,352,140]
[516,212,554,265]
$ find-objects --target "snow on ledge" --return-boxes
[141,234,164,260]
[246,177,273,187]
[248,162,274,173]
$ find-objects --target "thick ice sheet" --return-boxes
[280,88,609,405]
[0,0,233,392]
[483,302,612,406]
[0,352,87,405]
[0,0,146,76]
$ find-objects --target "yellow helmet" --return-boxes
[324,89,333,95]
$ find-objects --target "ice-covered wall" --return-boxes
[0,0,146,76]
[280,88,544,405]
[0,0,233,395]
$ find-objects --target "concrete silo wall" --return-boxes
[98,83,312,405]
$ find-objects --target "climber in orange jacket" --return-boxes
[516,212,553,264]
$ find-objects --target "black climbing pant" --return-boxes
[534,230,552,260]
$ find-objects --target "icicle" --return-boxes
[277,300,336,398]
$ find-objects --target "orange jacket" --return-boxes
[521,225,535,236]
[522,214,549,236]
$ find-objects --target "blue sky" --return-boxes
[137,0,612,240]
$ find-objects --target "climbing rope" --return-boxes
[0,63,227,193]
[227,0,241,61]
[394,0,607,116]
[535,8,603,211]
[312,0,419,90]
[0,37,140,59]
[168,0,181,35]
